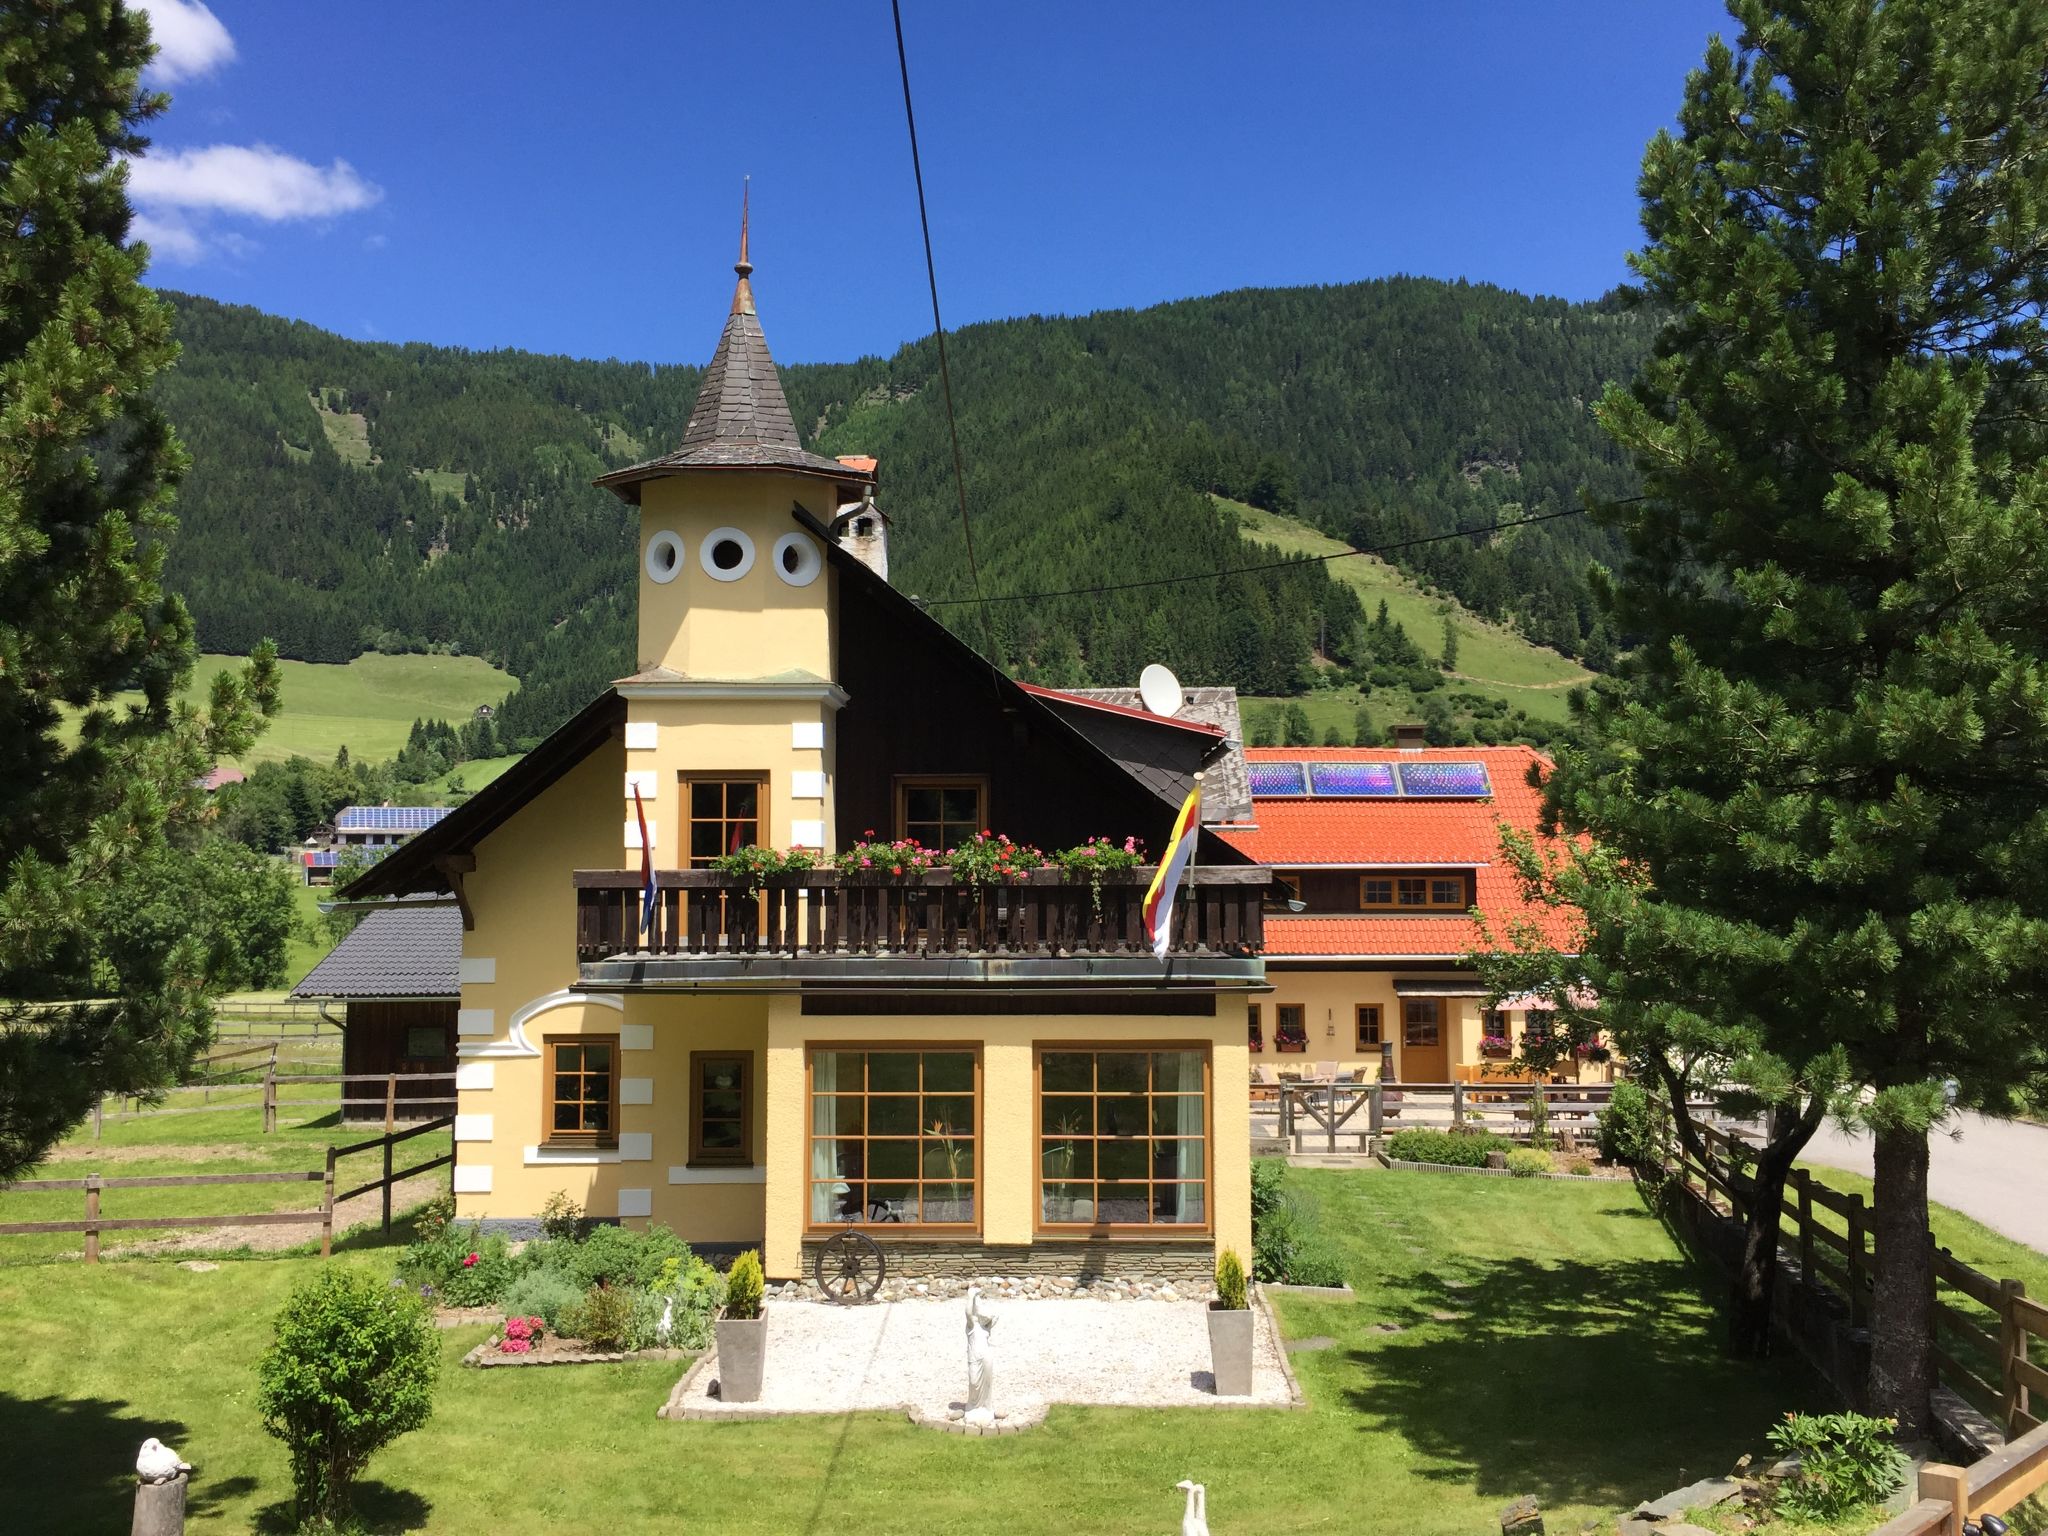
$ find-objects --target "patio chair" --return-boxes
[1314,1060,1339,1083]
[1250,1064,1280,1105]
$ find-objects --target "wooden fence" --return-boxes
[1262,1080,1618,1153]
[0,1116,454,1262]
[1665,1117,2045,1440]
[1873,1419,2048,1536]
[211,998,340,1035]
[94,1059,456,1137]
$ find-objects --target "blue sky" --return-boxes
[133,0,1732,367]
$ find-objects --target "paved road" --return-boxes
[1796,1111,2048,1255]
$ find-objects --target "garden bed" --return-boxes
[462,1334,694,1368]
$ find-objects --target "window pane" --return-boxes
[1041,1139,1093,1179]
[1096,1183,1149,1223]
[868,1140,918,1179]
[868,1053,918,1093]
[691,782,722,817]
[1432,878,1462,905]
[866,1183,914,1221]
[690,823,725,861]
[811,1138,854,1179]
[1099,1140,1150,1180]
[1152,1051,1204,1093]
[704,1061,744,1093]
[923,1182,973,1223]
[904,786,940,821]
[1041,1052,1093,1092]
[924,1095,973,1135]
[1151,1095,1204,1136]
[813,1052,862,1092]
[1156,1183,1206,1224]
[553,1073,578,1103]
[1097,1093,1145,1137]
[923,1052,974,1092]
[940,787,980,820]
[701,1089,742,1121]
[1398,878,1427,906]
[812,1095,860,1136]
[868,1096,918,1136]
[581,1073,610,1104]
[1097,1053,1147,1093]
[923,1138,973,1178]
[1363,879,1393,905]
[700,1121,742,1151]
[811,1183,850,1222]
[583,1101,610,1133]
[1042,1182,1094,1222]
[553,1103,579,1131]
[1042,1098,1092,1136]
[1151,1138,1205,1179]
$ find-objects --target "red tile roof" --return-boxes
[1222,745,1576,959]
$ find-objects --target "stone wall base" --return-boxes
[795,1238,1216,1286]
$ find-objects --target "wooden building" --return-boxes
[293,901,460,1121]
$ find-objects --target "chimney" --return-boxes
[1394,723,1427,752]
[831,463,891,582]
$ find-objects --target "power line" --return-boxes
[922,501,1621,609]
[889,0,997,659]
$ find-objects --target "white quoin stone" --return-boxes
[791,721,825,751]
[616,1188,653,1219]
[623,818,656,851]
[625,721,659,751]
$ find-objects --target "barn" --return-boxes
[292,899,460,1122]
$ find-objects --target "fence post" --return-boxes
[320,1147,336,1260]
[1794,1168,1814,1288]
[1845,1192,1868,1327]
[93,1095,103,1142]
[1917,1464,1968,1536]
[1998,1276,2027,1435]
[1452,1082,1465,1129]
[385,1074,398,1134]
[261,1060,276,1137]
[382,1133,394,1238]
[1280,1087,1295,1152]
[1369,1082,1384,1139]
[84,1173,101,1266]
[1326,1082,1338,1154]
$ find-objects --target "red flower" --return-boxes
[462,1252,479,1268]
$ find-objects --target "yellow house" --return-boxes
[346,222,1265,1285]
[1219,744,1606,1085]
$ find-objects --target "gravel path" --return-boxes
[679,1296,1293,1417]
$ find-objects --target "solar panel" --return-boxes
[1247,761,1308,796]
[1306,761,1399,798]
[1397,761,1491,798]
[335,805,453,833]
[307,847,395,867]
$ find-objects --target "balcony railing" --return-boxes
[572,866,1266,969]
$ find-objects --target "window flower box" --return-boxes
[1479,1036,1513,1059]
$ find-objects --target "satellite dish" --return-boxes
[1138,663,1185,718]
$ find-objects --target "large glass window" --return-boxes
[1038,1048,1208,1229]
[808,1049,977,1228]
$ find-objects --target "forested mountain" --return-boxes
[153,279,1653,746]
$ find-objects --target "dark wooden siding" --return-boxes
[341,1000,457,1122]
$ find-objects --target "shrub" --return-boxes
[256,1268,439,1528]
[1385,1128,1511,1167]
[411,1190,454,1243]
[1215,1247,1248,1309]
[499,1269,583,1331]
[1767,1412,1907,1521]
[538,1190,585,1245]
[567,1222,689,1291]
[1600,1078,1660,1166]
[1565,1156,1594,1177]
[726,1250,765,1319]
[560,1283,636,1350]
[1250,1159,1295,1282]
[1283,1240,1347,1288]
[498,1315,544,1355]
[1506,1148,1552,1178]
[396,1221,515,1306]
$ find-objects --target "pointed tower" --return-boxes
[594,192,872,865]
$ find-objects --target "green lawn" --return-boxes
[412,753,522,802]
[282,878,330,987]
[0,1170,1827,1534]
[112,651,515,767]
[1225,498,1595,693]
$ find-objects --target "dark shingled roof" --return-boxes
[1039,687,1254,826]
[595,234,868,499]
[293,901,459,999]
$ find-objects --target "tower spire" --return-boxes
[731,178,754,316]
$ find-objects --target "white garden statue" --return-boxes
[964,1285,998,1423]
[1175,1480,1209,1536]
[136,1437,192,1485]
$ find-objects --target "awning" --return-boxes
[1392,978,1488,998]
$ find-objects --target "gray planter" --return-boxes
[1207,1303,1254,1397]
[714,1309,766,1403]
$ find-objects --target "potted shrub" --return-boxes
[714,1249,767,1403]
[1207,1247,1254,1397]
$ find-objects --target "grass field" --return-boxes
[413,753,522,801]
[0,1169,1829,1534]
[1225,499,1594,691]
[281,879,329,987]
[103,652,516,768]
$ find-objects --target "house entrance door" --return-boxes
[1399,999,1449,1083]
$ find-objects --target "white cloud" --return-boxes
[130,209,203,262]
[136,0,236,84]
[128,144,382,222]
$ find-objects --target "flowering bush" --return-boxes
[946,832,1047,885]
[710,845,818,891]
[835,833,938,878]
[1049,836,1144,915]
[498,1315,545,1355]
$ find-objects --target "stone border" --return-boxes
[463,1339,694,1369]
[657,1349,720,1419]
[1378,1153,1619,1182]
[907,1404,1048,1436]
[1256,1283,1308,1410]
[1266,1281,1355,1298]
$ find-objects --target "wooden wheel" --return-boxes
[814,1229,886,1305]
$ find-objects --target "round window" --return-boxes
[772,531,822,588]
[699,526,755,582]
[644,530,684,585]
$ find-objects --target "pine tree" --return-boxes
[1352,707,1379,747]
[1440,615,1460,672]
[1532,0,2048,1424]
[1281,703,1315,747]
[0,1,279,1178]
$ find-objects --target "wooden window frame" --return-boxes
[1402,999,1441,1048]
[1263,872,1304,913]
[1355,1004,1382,1052]
[1247,1003,1263,1052]
[689,1051,753,1168]
[892,775,989,851]
[803,1044,982,1237]
[1033,1043,1213,1238]
[1274,1003,1308,1053]
[1359,871,1471,910]
[680,772,769,868]
[543,1034,620,1149]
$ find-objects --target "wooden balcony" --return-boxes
[572,866,1267,991]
